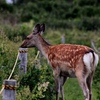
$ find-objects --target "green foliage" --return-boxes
[30,82,49,99]
[19,66,41,92]
[0,1,14,12]
[0,34,19,87]
[78,0,100,6]
[74,17,100,30]
[94,62,100,99]
[18,59,55,100]
[1,0,100,30]
[14,0,100,30]
[0,21,33,42]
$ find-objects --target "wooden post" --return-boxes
[2,79,17,100]
[61,34,65,44]
[18,48,28,74]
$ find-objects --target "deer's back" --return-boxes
[48,44,93,70]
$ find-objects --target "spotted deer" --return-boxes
[21,24,99,100]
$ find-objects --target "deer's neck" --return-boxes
[35,34,51,58]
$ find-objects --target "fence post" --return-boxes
[2,79,17,100]
[18,48,28,74]
[61,34,65,44]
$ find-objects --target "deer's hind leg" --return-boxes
[75,66,90,100]
[77,75,89,100]
[86,71,95,100]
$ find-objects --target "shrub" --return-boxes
[18,58,55,100]
[0,22,33,42]
[73,17,100,30]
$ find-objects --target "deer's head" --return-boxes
[20,24,45,48]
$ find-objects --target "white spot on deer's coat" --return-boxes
[83,52,93,71]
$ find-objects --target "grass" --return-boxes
[64,78,98,100]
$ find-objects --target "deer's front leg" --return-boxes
[55,76,60,100]
[53,69,60,100]
[60,76,68,100]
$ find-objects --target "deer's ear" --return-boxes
[40,24,45,35]
[33,24,40,34]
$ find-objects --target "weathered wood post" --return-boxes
[2,79,17,100]
[18,48,28,74]
[61,34,65,44]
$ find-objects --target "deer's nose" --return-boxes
[20,41,27,48]
[20,44,27,48]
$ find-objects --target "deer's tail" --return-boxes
[83,51,99,72]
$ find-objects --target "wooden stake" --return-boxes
[2,79,17,100]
